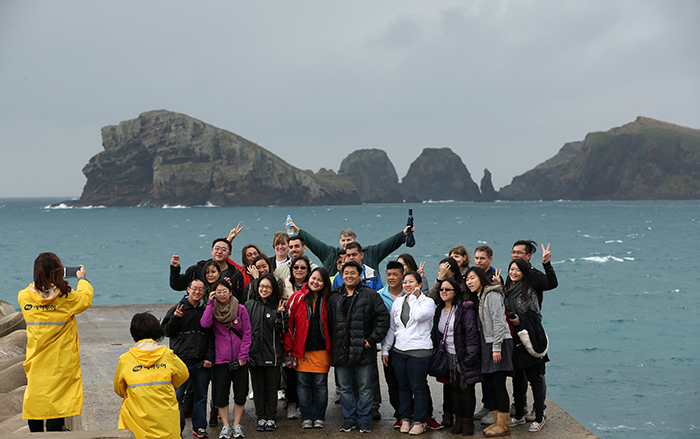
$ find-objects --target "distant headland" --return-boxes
[62,110,700,207]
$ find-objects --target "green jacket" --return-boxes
[297,228,406,276]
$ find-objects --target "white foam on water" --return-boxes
[605,240,623,243]
[580,255,625,263]
[162,204,189,209]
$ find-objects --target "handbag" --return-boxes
[428,307,453,380]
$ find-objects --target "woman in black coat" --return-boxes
[432,278,481,435]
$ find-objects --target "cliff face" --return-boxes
[78,110,360,206]
[400,148,481,202]
[499,117,700,200]
[338,149,403,203]
[479,168,497,201]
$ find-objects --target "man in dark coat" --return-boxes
[327,261,389,433]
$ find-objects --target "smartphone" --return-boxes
[508,311,517,320]
[64,267,80,278]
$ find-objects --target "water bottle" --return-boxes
[285,215,294,236]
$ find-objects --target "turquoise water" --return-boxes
[1,198,698,437]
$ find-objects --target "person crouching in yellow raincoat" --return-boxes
[18,252,94,432]
[114,312,189,439]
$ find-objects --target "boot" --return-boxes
[462,419,474,436]
[209,400,218,427]
[484,412,510,437]
[451,418,463,434]
[483,411,499,434]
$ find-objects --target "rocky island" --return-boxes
[67,111,700,207]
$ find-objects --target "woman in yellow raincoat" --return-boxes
[114,312,189,439]
[18,252,94,432]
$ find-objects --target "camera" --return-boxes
[64,267,80,278]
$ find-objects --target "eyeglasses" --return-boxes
[439,288,454,292]
[259,285,272,291]
[292,265,308,270]
[189,287,205,293]
[212,246,230,253]
[215,290,230,295]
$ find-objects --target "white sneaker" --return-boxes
[301,420,313,429]
[473,406,490,419]
[219,425,233,439]
[278,390,286,400]
[510,416,526,427]
[232,424,245,438]
[481,411,494,424]
[287,403,300,419]
[529,418,546,432]
[313,420,325,429]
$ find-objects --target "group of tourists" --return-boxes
[17,219,558,439]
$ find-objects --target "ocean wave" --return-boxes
[162,204,189,209]
[44,203,106,209]
[422,199,455,203]
[605,240,623,243]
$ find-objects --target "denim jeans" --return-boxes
[176,360,211,432]
[392,352,430,423]
[297,371,329,421]
[335,364,373,425]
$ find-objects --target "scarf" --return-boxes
[213,295,240,328]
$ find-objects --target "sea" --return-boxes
[0,197,697,438]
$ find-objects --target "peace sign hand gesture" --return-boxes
[541,243,552,264]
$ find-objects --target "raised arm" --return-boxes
[362,229,408,270]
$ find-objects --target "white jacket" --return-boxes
[382,293,435,355]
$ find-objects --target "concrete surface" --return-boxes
[71,304,598,439]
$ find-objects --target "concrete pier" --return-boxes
[15,304,598,438]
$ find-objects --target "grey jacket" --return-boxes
[478,284,512,352]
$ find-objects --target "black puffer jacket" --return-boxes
[245,297,286,367]
[327,284,389,366]
[162,296,215,364]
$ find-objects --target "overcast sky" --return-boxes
[1,0,698,198]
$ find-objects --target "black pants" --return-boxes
[487,371,510,413]
[284,366,298,405]
[513,364,546,423]
[382,352,400,418]
[449,369,475,419]
[28,418,64,432]
[251,365,280,421]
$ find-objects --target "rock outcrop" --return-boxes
[75,110,360,207]
[400,148,481,202]
[479,169,497,201]
[338,149,403,203]
[499,117,700,200]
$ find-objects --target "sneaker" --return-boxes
[408,422,426,435]
[256,420,267,432]
[219,425,233,439]
[193,428,209,438]
[278,390,286,400]
[265,420,276,431]
[473,406,490,420]
[393,418,402,429]
[481,411,494,424]
[287,403,300,419]
[313,420,325,429]
[301,420,313,429]
[510,416,526,427]
[359,423,371,433]
[232,424,245,438]
[529,418,546,432]
[426,417,444,430]
[339,422,357,432]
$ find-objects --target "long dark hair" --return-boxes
[435,278,464,309]
[33,252,71,298]
[202,260,221,290]
[398,253,419,272]
[256,273,282,307]
[290,255,311,284]
[464,266,494,294]
[507,258,533,301]
[306,267,332,307]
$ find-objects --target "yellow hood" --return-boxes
[128,339,167,367]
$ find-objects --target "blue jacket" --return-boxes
[332,264,383,292]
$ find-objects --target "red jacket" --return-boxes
[283,284,331,358]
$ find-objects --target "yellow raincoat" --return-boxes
[18,278,93,419]
[114,339,189,439]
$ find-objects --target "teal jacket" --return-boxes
[297,228,407,276]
